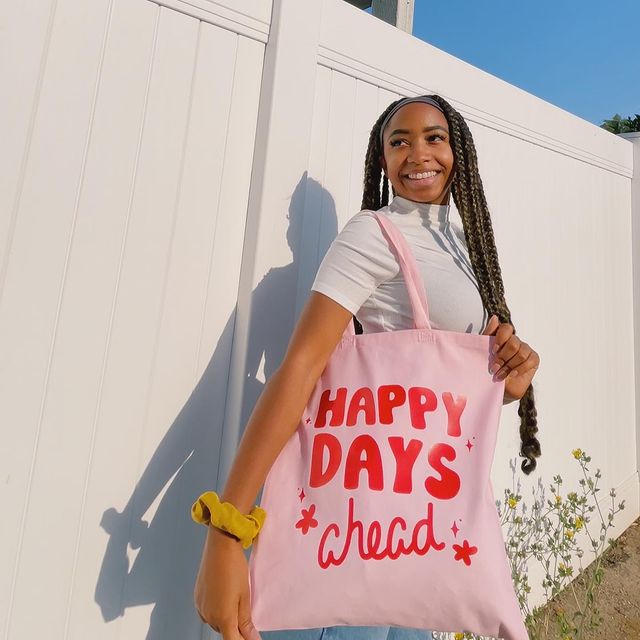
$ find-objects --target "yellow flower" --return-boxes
[572,448,583,459]
[559,563,573,576]
[454,634,465,640]
[565,530,574,540]
[575,517,584,530]
[555,494,562,505]
[508,497,518,509]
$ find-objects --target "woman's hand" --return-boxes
[194,526,261,640]
[482,315,540,404]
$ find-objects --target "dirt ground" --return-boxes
[539,517,640,639]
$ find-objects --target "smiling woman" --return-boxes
[379,99,455,205]
[356,94,540,446]
[193,93,541,640]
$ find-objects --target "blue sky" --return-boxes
[401,0,640,126]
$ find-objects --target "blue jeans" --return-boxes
[321,627,432,640]
[262,626,433,640]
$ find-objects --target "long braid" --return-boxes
[361,95,541,474]
[361,103,398,210]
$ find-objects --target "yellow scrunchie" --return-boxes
[191,491,266,549]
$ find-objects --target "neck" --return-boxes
[388,195,450,224]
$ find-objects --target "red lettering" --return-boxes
[318,498,363,568]
[314,387,347,427]
[388,437,423,494]
[412,502,446,554]
[408,387,437,429]
[425,443,460,500]
[365,520,384,559]
[344,435,383,491]
[377,385,406,424]
[387,517,408,559]
[309,433,342,488]
[318,523,347,568]
[313,386,465,433]
[442,392,467,437]
[346,387,376,426]
[317,498,445,568]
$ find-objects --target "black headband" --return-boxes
[379,96,444,147]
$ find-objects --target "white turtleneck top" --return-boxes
[310,195,488,335]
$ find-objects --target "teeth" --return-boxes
[408,171,438,179]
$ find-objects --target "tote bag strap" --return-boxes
[372,212,432,331]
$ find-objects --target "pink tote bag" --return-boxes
[248,212,528,640]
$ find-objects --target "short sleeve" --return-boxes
[311,211,399,314]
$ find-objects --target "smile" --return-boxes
[404,170,441,187]
[406,171,439,179]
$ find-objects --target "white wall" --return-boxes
[0,0,636,636]
[622,131,640,521]
[0,0,268,638]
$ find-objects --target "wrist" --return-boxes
[191,490,266,549]
[207,523,243,546]
[503,391,518,405]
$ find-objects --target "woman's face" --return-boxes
[380,103,454,205]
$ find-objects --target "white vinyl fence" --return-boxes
[1,0,637,638]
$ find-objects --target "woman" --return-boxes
[193,94,541,640]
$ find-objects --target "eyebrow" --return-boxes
[387,126,449,137]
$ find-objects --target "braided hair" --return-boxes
[361,94,541,475]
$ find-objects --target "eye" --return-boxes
[389,138,407,147]
[428,133,447,142]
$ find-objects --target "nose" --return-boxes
[407,138,432,164]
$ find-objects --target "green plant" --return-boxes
[432,449,626,640]
[600,113,640,134]
[504,449,626,639]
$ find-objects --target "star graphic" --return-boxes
[298,488,306,502]
[452,539,478,566]
[451,521,460,538]
[305,417,311,424]
[465,439,474,452]
[295,504,318,535]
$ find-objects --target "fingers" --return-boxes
[483,317,517,373]
[492,343,540,381]
[195,604,240,639]
[481,314,500,336]
[197,593,260,640]
[511,349,541,378]
[238,589,261,640]
[491,322,515,355]
[487,323,515,379]
[491,337,526,377]
[220,621,243,640]
[484,320,540,381]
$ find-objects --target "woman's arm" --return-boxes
[194,292,353,638]
[219,291,353,513]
